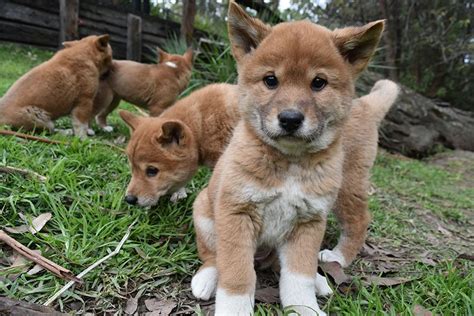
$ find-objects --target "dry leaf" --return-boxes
[255,287,279,304]
[5,212,52,234]
[413,304,433,316]
[144,298,176,315]
[27,264,45,276]
[124,297,138,315]
[363,275,411,287]
[320,261,351,285]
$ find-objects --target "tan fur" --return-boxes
[0,35,112,138]
[191,2,398,315]
[120,83,240,206]
[94,48,193,129]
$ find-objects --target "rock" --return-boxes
[357,72,474,157]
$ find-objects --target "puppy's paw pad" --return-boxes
[103,125,114,133]
[87,128,96,136]
[191,267,217,300]
[170,188,187,203]
[318,249,346,267]
[315,273,333,297]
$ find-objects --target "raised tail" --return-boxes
[357,79,399,124]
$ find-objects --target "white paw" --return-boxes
[215,288,254,316]
[315,273,333,296]
[319,249,347,267]
[102,125,114,133]
[170,187,187,203]
[87,128,96,136]
[191,266,217,300]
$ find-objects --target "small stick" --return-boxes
[43,219,137,306]
[0,129,66,145]
[133,106,149,117]
[0,166,47,182]
[0,230,81,283]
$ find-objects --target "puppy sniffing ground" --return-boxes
[0,35,112,138]
[191,2,398,315]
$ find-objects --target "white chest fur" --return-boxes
[240,166,335,247]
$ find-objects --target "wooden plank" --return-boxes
[79,3,128,28]
[59,0,79,43]
[0,19,58,48]
[127,14,142,61]
[10,0,59,14]
[0,2,59,30]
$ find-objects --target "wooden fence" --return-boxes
[0,0,209,62]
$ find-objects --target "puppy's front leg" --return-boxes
[72,98,94,139]
[215,207,257,316]
[279,220,327,316]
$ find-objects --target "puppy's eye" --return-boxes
[311,77,327,91]
[146,166,159,177]
[263,75,279,89]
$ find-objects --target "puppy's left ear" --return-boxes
[333,20,385,76]
[227,1,271,61]
[183,47,193,64]
[95,34,110,51]
[157,47,169,63]
[62,40,78,48]
[157,121,185,146]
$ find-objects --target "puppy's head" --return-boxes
[119,111,198,207]
[227,1,384,155]
[157,47,193,75]
[63,34,113,75]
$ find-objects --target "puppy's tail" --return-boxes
[358,79,399,124]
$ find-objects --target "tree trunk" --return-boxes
[379,0,399,81]
[181,0,196,46]
[357,72,474,158]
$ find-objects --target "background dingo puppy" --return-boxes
[94,48,193,132]
[190,2,397,315]
[0,35,112,138]
[120,83,240,205]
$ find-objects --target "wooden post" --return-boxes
[59,0,79,45]
[181,0,196,45]
[127,14,142,61]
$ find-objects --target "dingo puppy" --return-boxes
[94,48,193,132]
[190,2,398,315]
[0,35,112,138]
[120,83,240,205]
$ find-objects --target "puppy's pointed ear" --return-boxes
[119,110,141,131]
[333,20,385,76]
[157,47,169,63]
[95,34,110,51]
[183,47,193,64]
[157,121,185,146]
[227,1,271,61]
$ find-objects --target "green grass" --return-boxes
[1,43,472,315]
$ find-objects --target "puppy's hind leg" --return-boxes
[96,94,121,133]
[3,106,55,133]
[71,98,94,139]
[191,188,218,301]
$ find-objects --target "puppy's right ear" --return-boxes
[119,110,141,131]
[157,47,169,63]
[95,34,110,51]
[227,0,271,61]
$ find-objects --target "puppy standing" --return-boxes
[119,83,240,204]
[0,35,112,138]
[94,48,193,131]
[191,2,397,315]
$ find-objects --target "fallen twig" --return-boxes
[0,166,47,182]
[0,129,66,145]
[133,106,149,117]
[43,219,137,306]
[0,230,81,283]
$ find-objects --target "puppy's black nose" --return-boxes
[125,195,138,205]
[278,109,304,133]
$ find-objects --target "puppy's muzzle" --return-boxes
[125,194,138,205]
[278,109,304,133]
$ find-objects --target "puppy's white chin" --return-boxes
[137,196,160,207]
